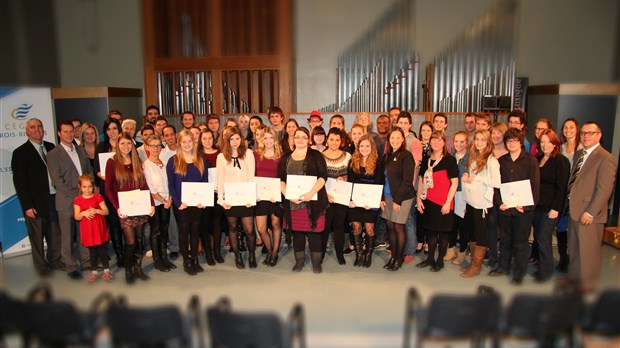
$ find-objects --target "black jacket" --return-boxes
[12,140,56,215]
[383,148,416,205]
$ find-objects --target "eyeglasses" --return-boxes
[294,136,308,140]
[506,138,520,144]
[535,127,548,132]
[149,144,162,148]
[580,131,600,137]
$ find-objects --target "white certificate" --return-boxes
[98,152,115,177]
[182,182,215,207]
[461,181,485,208]
[224,182,257,206]
[454,191,466,218]
[285,175,318,201]
[255,177,281,202]
[325,178,353,206]
[208,167,217,185]
[500,179,535,208]
[351,183,383,209]
[118,190,151,217]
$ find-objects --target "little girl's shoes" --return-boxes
[102,271,113,282]
[86,272,99,283]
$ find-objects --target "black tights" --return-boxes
[226,216,255,253]
[176,207,201,260]
[426,231,450,266]
[293,231,322,252]
[385,220,406,262]
[89,244,109,270]
[351,222,375,236]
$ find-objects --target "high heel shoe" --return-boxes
[414,243,423,254]
[388,260,402,271]
[269,255,279,266]
[383,257,395,269]
[416,259,434,268]
[262,255,272,266]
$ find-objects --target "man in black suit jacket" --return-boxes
[11,118,62,276]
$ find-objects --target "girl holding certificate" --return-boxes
[142,134,175,272]
[460,130,501,278]
[322,128,352,266]
[489,128,540,285]
[198,129,224,265]
[254,127,284,266]
[217,127,257,269]
[381,128,416,271]
[348,135,384,267]
[167,130,209,276]
[416,131,459,272]
[105,132,155,284]
[279,127,328,273]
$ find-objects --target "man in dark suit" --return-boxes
[566,122,617,293]
[11,118,62,276]
[47,120,94,279]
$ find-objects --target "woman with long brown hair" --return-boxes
[167,130,209,275]
[347,134,383,267]
[105,132,155,284]
[281,118,299,154]
[217,126,257,269]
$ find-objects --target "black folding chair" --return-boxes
[206,297,306,348]
[502,291,583,348]
[403,286,501,348]
[107,295,199,348]
[582,289,620,342]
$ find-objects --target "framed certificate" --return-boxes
[285,175,318,201]
[351,183,383,209]
[208,167,217,185]
[118,190,151,217]
[500,179,535,208]
[325,178,353,206]
[224,182,257,206]
[255,177,281,202]
[182,182,215,207]
[98,152,115,176]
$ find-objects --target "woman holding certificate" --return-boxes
[531,129,569,282]
[198,129,224,265]
[322,128,352,265]
[167,130,209,276]
[105,132,155,284]
[381,128,416,271]
[416,131,458,272]
[348,135,384,267]
[489,128,540,285]
[217,127,257,269]
[254,127,284,266]
[459,130,501,278]
[279,127,329,273]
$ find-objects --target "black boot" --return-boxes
[183,257,197,276]
[160,235,177,269]
[364,235,375,268]
[292,251,305,272]
[353,234,364,267]
[202,233,215,266]
[134,254,150,281]
[111,227,124,268]
[123,244,135,284]
[151,235,170,272]
[234,252,245,269]
[556,232,569,273]
[248,251,257,269]
[384,257,395,269]
[311,252,323,274]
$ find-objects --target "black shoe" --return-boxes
[169,252,179,260]
[214,253,225,264]
[68,270,83,280]
[487,256,498,269]
[430,263,444,272]
[488,268,506,277]
[205,254,216,266]
[248,253,257,269]
[511,277,523,285]
[343,247,354,255]
[388,260,402,271]
[183,259,197,276]
[235,254,245,270]
[337,254,346,265]
[416,260,434,268]
[269,255,279,267]
[192,259,204,273]
[261,245,268,255]
[383,257,395,269]
[262,255,272,266]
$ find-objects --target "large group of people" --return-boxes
[11,105,617,293]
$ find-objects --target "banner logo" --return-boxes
[11,104,33,120]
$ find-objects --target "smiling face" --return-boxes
[313,132,325,146]
[82,126,97,145]
[263,132,275,149]
[146,108,159,124]
[506,137,522,153]
[491,129,504,145]
[420,124,432,142]
[358,139,372,157]
[155,120,167,135]
[201,132,214,150]
[430,136,445,154]
[330,118,344,130]
[376,116,390,134]
[562,120,577,141]
[534,120,549,140]
[118,138,133,156]
[539,134,555,156]
[250,118,262,133]
[148,138,163,156]
[58,124,74,146]
[182,113,195,129]
[580,123,602,150]
[453,133,467,152]
[163,127,176,147]
[326,133,341,151]
[286,121,298,136]
[508,116,524,130]
[350,126,363,145]
[474,133,489,152]
[293,130,309,149]
[389,130,404,151]
[106,122,120,141]
[122,123,136,138]
[179,134,194,153]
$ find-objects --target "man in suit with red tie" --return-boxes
[566,122,617,293]
[11,118,62,277]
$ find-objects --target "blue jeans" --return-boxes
[404,202,417,256]
[374,214,387,244]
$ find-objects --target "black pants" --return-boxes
[465,205,489,247]
[498,211,534,279]
[89,244,109,270]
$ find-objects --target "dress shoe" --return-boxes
[510,277,523,285]
[416,260,434,268]
[192,259,204,273]
[533,274,551,283]
[68,270,83,280]
[269,255,279,266]
[383,257,395,269]
[214,253,225,264]
[262,255,272,266]
[430,263,444,272]
[388,260,402,271]
[488,268,506,277]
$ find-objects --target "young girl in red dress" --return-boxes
[74,174,111,283]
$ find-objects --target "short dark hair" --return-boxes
[155,116,167,124]
[109,110,122,117]
[504,127,524,147]
[206,114,220,122]
[141,124,155,133]
[389,107,401,113]
[182,111,195,119]
[397,111,412,124]
[163,124,176,133]
[508,109,527,125]
[146,105,160,113]
[267,106,284,118]
[433,112,448,123]
[57,120,74,132]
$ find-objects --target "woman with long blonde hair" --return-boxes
[347,134,383,267]
[167,130,209,275]
[105,132,155,283]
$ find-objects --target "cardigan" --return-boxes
[383,148,416,205]
[166,156,209,208]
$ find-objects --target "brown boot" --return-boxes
[461,246,486,278]
[461,242,477,272]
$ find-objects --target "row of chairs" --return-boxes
[404,285,620,348]
[0,283,305,348]
[1,283,618,347]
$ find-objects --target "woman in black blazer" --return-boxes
[381,128,416,271]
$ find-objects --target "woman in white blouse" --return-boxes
[216,126,257,269]
[142,134,176,272]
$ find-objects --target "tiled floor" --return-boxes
[1,244,619,347]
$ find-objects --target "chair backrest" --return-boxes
[583,289,620,336]
[0,292,28,338]
[107,304,188,347]
[23,301,88,344]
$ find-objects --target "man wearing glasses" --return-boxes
[307,110,323,131]
[564,122,617,293]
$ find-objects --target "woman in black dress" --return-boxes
[348,135,384,267]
